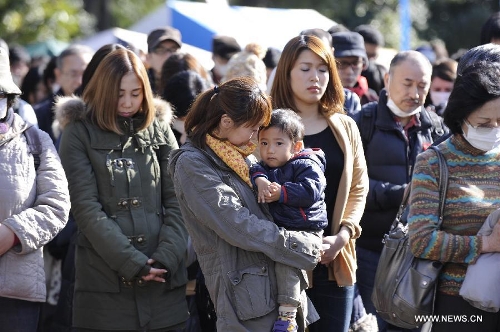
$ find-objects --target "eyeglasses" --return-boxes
[336,60,364,70]
[466,119,499,134]
[153,46,179,55]
[61,70,84,80]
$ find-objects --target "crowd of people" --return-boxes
[1,9,500,332]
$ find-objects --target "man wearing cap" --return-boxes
[354,25,388,95]
[210,35,241,85]
[0,46,70,332]
[147,26,182,94]
[332,31,378,105]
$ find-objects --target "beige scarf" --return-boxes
[206,134,256,187]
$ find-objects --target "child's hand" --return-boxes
[255,177,272,203]
[264,182,281,202]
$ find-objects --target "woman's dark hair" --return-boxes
[480,11,500,45]
[431,58,458,82]
[160,52,213,93]
[259,108,304,143]
[443,44,500,134]
[20,61,48,104]
[9,44,31,67]
[162,70,210,118]
[424,57,458,107]
[185,76,272,149]
[43,56,57,93]
[74,43,127,96]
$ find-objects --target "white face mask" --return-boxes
[430,91,451,107]
[215,63,228,78]
[0,98,8,120]
[52,83,61,94]
[386,98,421,118]
[464,122,500,151]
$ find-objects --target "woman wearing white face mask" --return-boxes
[425,58,458,117]
[0,47,70,330]
[408,44,500,332]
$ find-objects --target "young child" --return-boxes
[250,108,327,332]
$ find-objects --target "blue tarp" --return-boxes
[169,0,337,51]
[131,0,337,52]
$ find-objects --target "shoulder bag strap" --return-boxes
[359,106,376,149]
[391,146,449,230]
[24,125,43,171]
[428,146,449,229]
[393,182,412,229]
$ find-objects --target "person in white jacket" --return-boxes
[0,46,70,331]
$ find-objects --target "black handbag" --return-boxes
[371,146,448,329]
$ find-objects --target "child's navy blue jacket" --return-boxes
[250,148,327,230]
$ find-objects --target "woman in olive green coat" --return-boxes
[58,48,189,331]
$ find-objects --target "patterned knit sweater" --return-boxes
[408,134,500,296]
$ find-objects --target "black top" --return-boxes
[304,126,344,236]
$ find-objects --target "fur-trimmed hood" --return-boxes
[51,95,173,141]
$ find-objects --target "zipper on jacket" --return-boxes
[151,145,162,215]
[129,118,134,135]
[223,173,245,204]
[106,152,116,187]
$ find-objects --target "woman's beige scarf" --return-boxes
[206,134,256,187]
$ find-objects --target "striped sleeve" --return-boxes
[408,148,482,264]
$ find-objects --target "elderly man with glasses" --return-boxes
[34,44,94,143]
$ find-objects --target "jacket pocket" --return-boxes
[227,262,276,321]
[74,235,120,293]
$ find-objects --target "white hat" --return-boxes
[0,47,21,95]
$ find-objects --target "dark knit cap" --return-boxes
[212,35,241,60]
[163,70,209,118]
[354,24,385,46]
[263,47,281,69]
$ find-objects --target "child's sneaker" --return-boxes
[349,313,378,332]
[272,318,298,332]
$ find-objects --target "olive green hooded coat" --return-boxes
[57,96,188,331]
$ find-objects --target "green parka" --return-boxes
[57,96,188,331]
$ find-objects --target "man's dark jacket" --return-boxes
[351,90,448,252]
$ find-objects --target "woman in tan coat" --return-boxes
[270,35,369,332]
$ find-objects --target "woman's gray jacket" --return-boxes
[0,109,70,302]
[168,141,321,331]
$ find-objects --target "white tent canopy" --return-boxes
[76,27,149,54]
[130,0,337,52]
[75,27,214,70]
